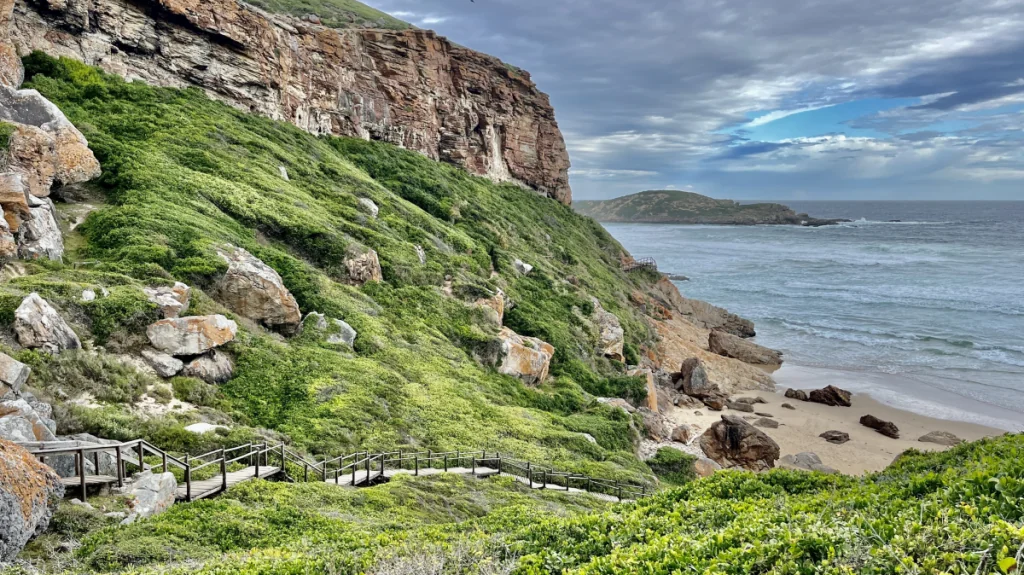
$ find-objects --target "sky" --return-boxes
[362,0,1024,200]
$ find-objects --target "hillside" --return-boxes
[575,190,846,226]
[245,0,411,29]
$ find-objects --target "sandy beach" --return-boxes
[665,364,1017,475]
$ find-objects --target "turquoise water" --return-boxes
[603,202,1024,430]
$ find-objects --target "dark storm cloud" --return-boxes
[363,0,1024,199]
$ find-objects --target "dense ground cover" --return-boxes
[245,0,410,29]
[10,53,658,481]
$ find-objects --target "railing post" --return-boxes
[255,446,260,478]
[351,463,357,486]
[114,445,123,488]
[304,463,309,482]
[616,481,622,502]
[542,470,547,490]
[472,457,476,475]
[78,448,87,501]
[322,461,327,482]
[526,462,532,486]
[281,444,286,471]
[221,448,228,492]
[497,456,502,474]
[365,456,371,483]
[185,455,192,502]
[444,454,448,472]
[162,451,168,473]
[93,451,100,476]
[137,442,144,473]
[456,450,460,468]
[587,477,592,493]
[415,456,419,476]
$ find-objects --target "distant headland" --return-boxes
[574,190,849,226]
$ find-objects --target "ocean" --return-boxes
[603,201,1024,431]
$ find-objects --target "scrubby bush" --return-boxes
[646,446,697,486]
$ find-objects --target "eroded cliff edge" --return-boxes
[10,0,572,203]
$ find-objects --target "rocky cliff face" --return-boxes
[10,0,572,204]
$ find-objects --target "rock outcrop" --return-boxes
[780,452,838,474]
[11,0,572,203]
[140,348,183,378]
[496,327,553,385]
[473,289,505,326]
[121,470,176,525]
[0,398,56,442]
[345,249,383,285]
[215,248,301,333]
[650,277,755,337]
[14,293,81,353]
[143,282,191,319]
[699,415,780,471]
[627,367,659,413]
[708,330,783,366]
[146,315,237,356]
[16,196,64,261]
[676,357,718,397]
[181,350,234,384]
[0,352,29,396]
[0,439,64,563]
[591,298,624,361]
[304,312,358,347]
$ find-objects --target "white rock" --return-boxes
[146,315,237,356]
[0,352,31,396]
[0,399,57,442]
[17,198,64,261]
[184,422,228,434]
[591,297,624,361]
[81,289,96,302]
[143,282,191,319]
[279,166,289,181]
[414,244,426,264]
[13,293,81,354]
[581,433,598,444]
[326,319,357,347]
[358,198,379,218]
[513,259,534,275]
[121,471,177,525]
[140,348,184,378]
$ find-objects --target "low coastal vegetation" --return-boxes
[244,0,410,29]
[574,190,846,226]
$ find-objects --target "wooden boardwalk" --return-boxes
[324,466,500,486]
[176,466,280,501]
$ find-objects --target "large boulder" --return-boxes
[473,289,505,326]
[0,399,57,442]
[496,327,554,386]
[121,471,177,525]
[0,439,64,563]
[215,248,301,333]
[13,293,81,354]
[303,312,357,347]
[146,315,237,356]
[140,348,184,378]
[708,330,783,366]
[677,357,719,398]
[143,282,191,319]
[590,298,624,361]
[0,352,30,396]
[181,350,234,384]
[638,408,672,441]
[16,196,63,261]
[779,452,838,474]
[860,415,900,439]
[699,415,780,471]
[358,198,379,218]
[807,385,852,407]
[344,249,383,285]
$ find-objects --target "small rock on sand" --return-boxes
[919,431,963,447]
[819,430,850,444]
[860,415,900,439]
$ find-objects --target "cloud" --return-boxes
[362,0,1024,200]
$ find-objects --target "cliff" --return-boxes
[9,0,572,204]
[575,190,846,225]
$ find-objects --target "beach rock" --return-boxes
[693,456,722,478]
[215,248,301,333]
[819,430,850,444]
[732,396,767,405]
[140,349,184,378]
[754,412,774,418]
[808,385,852,407]
[678,357,719,398]
[181,351,234,384]
[143,282,191,319]
[860,415,900,439]
[358,198,379,218]
[726,401,755,413]
[780,452,838,474]
[708,330,783,366]
[146,315,237,356]
[699,415,780,472]
[782,403,796,410]
[513,259,534,275]
[0,352,30,396]
[345,249,383,285]
[591,298,624,361]
[754,417,779,429]
[670,424,700,444]
[13,293,81,354]
[0,439,64,563]
[0,399,57,442]
[628,368,660,413]
[919,431,963,447]
[600,397,636,414]
[784,388,808,401]
[121,471,177,525]
[17,197,64,261]
[702,396,725,411]
[496,327,554,385]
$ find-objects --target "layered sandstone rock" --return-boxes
[0,439,64,563]
[591,298,624,361]
[143,282,191,319]
[181,351,234,384]
[650,277,755,337]
[0,398,56,442]
[14,293,81,353]
[496,327,553,385]
[146,315,237,356]
[708,330,783,366]
[11,0,572,203]
[214,247,301,333]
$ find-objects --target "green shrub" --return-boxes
[646,446,697,486]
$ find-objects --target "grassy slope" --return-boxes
[13,53,657,481]
[244,0,410,29]
[574,190,800,223]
